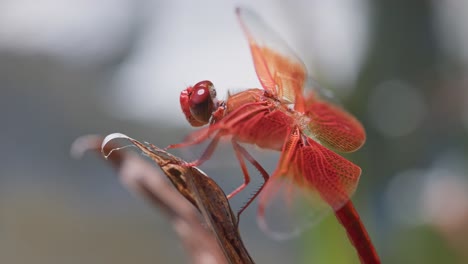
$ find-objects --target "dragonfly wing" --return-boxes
[257,134,361,239]
[305,97,366,153]
[236,7,307,110]
[257,173,331,240]
[301,137,361,208]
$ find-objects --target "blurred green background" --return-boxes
[1,0,468,263]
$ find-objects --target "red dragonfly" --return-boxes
[168,7,380,264]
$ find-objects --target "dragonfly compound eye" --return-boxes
[189,80,216,124]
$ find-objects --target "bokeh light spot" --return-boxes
[368,80,427,137]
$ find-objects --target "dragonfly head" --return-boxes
[180,80,218,127]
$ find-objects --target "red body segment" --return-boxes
[335,202,381,264]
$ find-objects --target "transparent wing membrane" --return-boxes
[256,132,361,239]
[257,174,331,240]
[236,7,307,110]
[305,98,366,153]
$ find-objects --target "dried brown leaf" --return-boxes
[73,134,254,264]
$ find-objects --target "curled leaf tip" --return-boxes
[101,133,134,158]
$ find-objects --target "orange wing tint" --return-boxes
[306,97,366,153]
[301,137,361,207]
[257,129,361,238]
[236,7,307,111]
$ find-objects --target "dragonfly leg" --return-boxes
[185,131,223,167]
[166,124,221,150]
[229,140,270,222]
[167,103,268,151]
[226,141,251,199]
